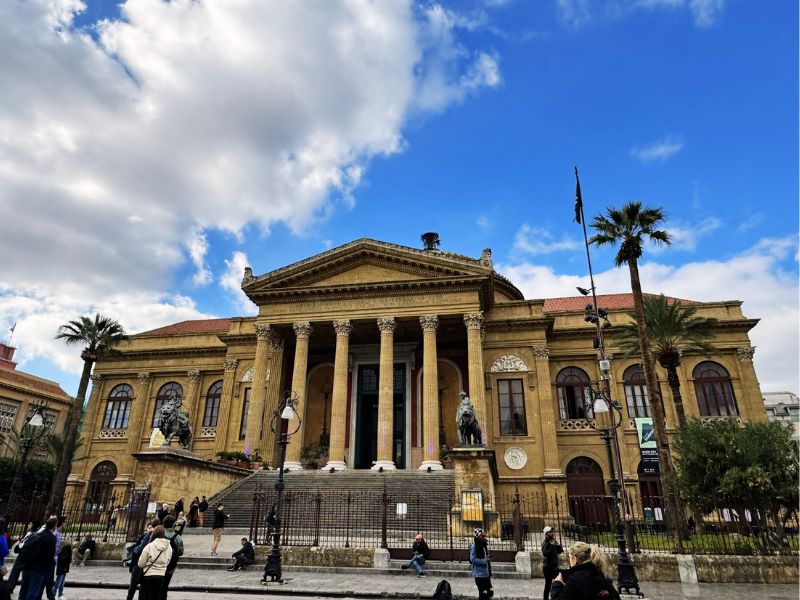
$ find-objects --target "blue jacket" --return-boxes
[469,543,490,578]
[0,534,8,566]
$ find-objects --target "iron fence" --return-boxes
[251,486,799,558]
[1,485,151,545]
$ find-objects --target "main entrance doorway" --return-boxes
[354,363,406,469]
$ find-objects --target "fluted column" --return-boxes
[184,369,201,449]
[79,374,105,478]
[532,345,561,474]
[419,315,443,471]
[324,320,352,471]
[120,372,152,478]
[284,321,313,471]
[373,317,396,470]
[262,333,285,467]
[464,312,487,445]
[244,324,272,456]
[213,359,239,455]
[736,347,763,421]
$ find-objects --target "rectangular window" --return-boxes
[239,387,251,440]
[498,379,527,436]
[625,384,651,418]
[0,401,19,433]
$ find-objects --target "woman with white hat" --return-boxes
[541,526,563,600]
[469,528,493,600]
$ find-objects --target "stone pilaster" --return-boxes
[419,315,443,471]
[262,333,285,467]
[373,317,396,471]
[213,359,239,455]
[325,320,352,471]
[120,372,152,478]
[79,374,105,479]
[464,312,487,444]
[532,344,561,475]
[284,321,312,470]
[736,347,763,421]
[184,369,202,449]
[244,324,272,456]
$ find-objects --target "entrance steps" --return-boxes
[210,469,456,528]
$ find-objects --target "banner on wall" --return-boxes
[634,417,660,474]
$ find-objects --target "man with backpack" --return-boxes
[161,516,184,599]
[18,517,57,600]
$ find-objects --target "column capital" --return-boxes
[377,317,396,333]
[293,321,313,338]
[531,344,551,360]
[90,374,102,384]
[463,312,484,330]
[187,369,201,382]
[333,320,352,336]
[268,332,285,349]
[224,358,239,373]
[737,347,756,362]
[255,323,271,341]
[137,372,151,383]
[419,315,439,332]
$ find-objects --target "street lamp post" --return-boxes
[586,385,642,597]
[6,400,50,523]
[261,391,301,585]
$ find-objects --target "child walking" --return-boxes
[54,542,72,600]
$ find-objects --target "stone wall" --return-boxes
[254,545,375,567]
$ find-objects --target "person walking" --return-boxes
[156,504,170,523]
[541,526,563,600]
[400,534,430,577]
[6,520,39,593]
[227,538,254,571]
[0,519,8,582]
[173,499,184,518]
[188,498,200,528]
[53,542,71,600]
[161,516,184,600]
[198,496,208,527]
[126,520,157,600]
[137,525,172,600]
[19,516,57,600]
[72,535,96,567]
[44,517,66,600]
[469,528,493,600]
[210,503,229,556]
[549,542,620,600]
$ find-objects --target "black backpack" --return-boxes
[434,579,452,600]
[166,535,182,573]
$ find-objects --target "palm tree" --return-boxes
[49,314,127,514]
[614,294,718,427]
[589,202,686,549]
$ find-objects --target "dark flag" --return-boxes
[574,167,583,224]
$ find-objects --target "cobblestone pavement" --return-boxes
[56,564,799,600]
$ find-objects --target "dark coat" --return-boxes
[549,562,620,600]
[21,530,56,573]
[233,543,255,563]
[174,499,185,516]
[199,499,209,513]
[78,539,97,555]
[541,538,563,577]
[412,539,430,558]
[56,545,72,575]
[211,509,228,530]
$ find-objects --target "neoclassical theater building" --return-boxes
[68,238,765,503]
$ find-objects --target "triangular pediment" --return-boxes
[242,238,494,295]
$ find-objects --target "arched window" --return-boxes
[693,361,738,417]
[102,384,133,429]
[637,460,663,510]
[153,382,183,428]
[556,367,593,420]
[565,457,608,525]
[87,460,117,506]
[623,365,650,418]
[203,380,223,428]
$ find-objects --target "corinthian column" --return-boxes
[184,369,201,449]
[324,320,352,471]
[464,312,487,444]
[244,324,272,456]
[284,321,312,471]
[79,375,104,478]
[419,315,443,471]
[373,317,396,471]
[120,372,152,478]
[532,345,560,474]
[214,359,239,455]
[262,333,285,467]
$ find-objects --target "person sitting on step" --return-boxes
[227,538,255,571]
[401,533,430,578]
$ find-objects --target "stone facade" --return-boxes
[68,238,766,502]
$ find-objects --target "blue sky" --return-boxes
[1,0,797,395]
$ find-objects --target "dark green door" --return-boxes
[355,364,406,469]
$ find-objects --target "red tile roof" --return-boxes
[137,318,232,336]
[543,293,694,314]
[0,367,71,400]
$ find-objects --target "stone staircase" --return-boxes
[210,469,457,529]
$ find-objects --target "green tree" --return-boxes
[674,419,799,552]
[589,202,687,549]
[613,293,718,426]
[49,313,127,514]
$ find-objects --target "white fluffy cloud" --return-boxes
[558,0,726,28]
[498,235,799,393]
[631,135,685,163]
[220,252,257,317]
[0,1,499,378]
[513,224,581,255]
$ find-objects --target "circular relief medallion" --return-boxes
[504,447,528,470]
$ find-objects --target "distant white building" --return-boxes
[763,391,800,441]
